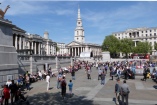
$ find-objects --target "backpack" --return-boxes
[61,80,66,87]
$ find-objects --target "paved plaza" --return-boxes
[25,67,157,105]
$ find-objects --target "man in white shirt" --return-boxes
[6,79,12,87]
[38,71,43,80]
[46,74,50,91]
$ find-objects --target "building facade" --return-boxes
[66,7,101,57]
[12,26,57,56]
[112,27,157,56]
[57,42,67,55]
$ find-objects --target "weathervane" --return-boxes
[0,3,10,19]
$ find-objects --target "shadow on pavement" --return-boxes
[28,92,94,105]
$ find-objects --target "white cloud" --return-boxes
[82,2,157,33]
[0,0,75,16]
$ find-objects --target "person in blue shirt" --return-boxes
[68,80,73,97]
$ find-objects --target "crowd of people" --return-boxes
[1,59,157,105]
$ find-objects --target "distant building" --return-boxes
[112,27,157,56]
[57,42,67,56]
[66,7,101,57]
[12,26,57,55]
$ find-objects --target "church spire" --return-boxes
[74,5,85,43]
[78,5,81,19]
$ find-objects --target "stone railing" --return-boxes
[18,55,71,61]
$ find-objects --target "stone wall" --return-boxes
[0,19,19,87]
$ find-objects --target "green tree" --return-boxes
[102,35,120,57]
[154,42,157,51]
[133,42,152,54]
[120,38,134,58]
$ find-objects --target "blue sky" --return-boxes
[1,1,157,45]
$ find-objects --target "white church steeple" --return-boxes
[74,5,85,43]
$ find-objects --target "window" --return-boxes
[154,33,156,36]
[78,22,80,24]
[146,30,147,33]
[77,38,78,40]
[146,34,147,37]
[154,38,156,40]
[150,30,152,32]
[150,34,152,36]
[142,31,143,33]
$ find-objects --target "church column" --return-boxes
[19,36,21,49]
[75,47,76,56]
[78,47,80,56]
[72,47,73,56]
[15,35,17,50]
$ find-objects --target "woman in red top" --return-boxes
[3,85,10,105]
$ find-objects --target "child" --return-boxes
[68,80,73,97]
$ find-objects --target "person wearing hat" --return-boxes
[121,80,130,105]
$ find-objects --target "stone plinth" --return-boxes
[102,51,111,62]
[0,19,19,86]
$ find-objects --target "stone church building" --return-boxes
[66,7,101,57]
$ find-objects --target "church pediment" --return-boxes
[66,41,81,46]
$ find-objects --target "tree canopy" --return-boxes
[133,41,152,54]
[102,35,152,58]
[120,38,134,58]
[102,35,120,53]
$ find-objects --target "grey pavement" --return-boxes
[24,67,157,105]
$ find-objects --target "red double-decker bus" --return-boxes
[131,53,150,59]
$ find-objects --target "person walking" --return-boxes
[71,68,75,80]
[121,80,130,105]
[46,74,50,91]
[9,80,18,105]
[98,69,102,80]
[61,76,67,99]
[115,79,121,105]
[87,67,91,79]
[25,74,30,90]
[101,71,106,85]
[68,80,73,97]
[57,73,62,89]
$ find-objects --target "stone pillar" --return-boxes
[72,47,73,56]
[19,36,21,49]
[38,43,40,55]
[30,55,33,74]
[56,56,59,72]
[78,47,80,56]
[23,37,25,49]
[135,41,137,47]
[75,47,76,56]
[35,42,37,54]
[31,42,33,50]
[15,35,17,50]
[71,57,73,66]
[46,43,49,55]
